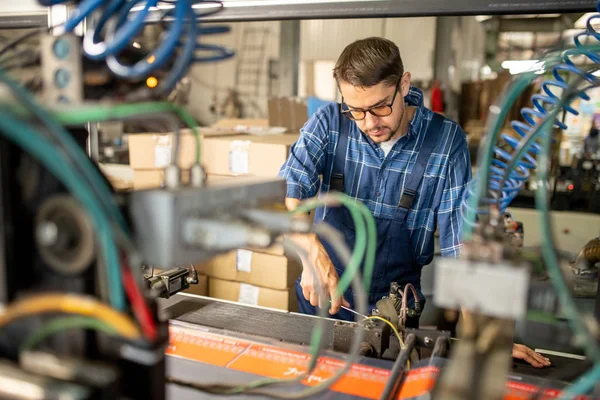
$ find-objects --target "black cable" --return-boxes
[430,336,449,362]
[379,333,417,400]
[0,28,50,59]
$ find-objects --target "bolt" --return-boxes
[424,337,433,346]
[54,68,71,89]
[375,332,380,338]
[37,221,58,247]
[52,37,71,59]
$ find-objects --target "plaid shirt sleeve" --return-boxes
[278,106,332,199]
[437,129,472,258]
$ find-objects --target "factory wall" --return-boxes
[184,16,485,125]
[298,17,437,101]
[186,21,281,126]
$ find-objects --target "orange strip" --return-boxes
[166,325,250,367]
[167,326,588,400]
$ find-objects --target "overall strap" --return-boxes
[398,113,444,209]
[330,104,349,192]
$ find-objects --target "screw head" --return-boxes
[37,221,58,247]
[53,37,71,59]
[54,68,71,89]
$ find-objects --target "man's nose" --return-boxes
[363,112,380,130]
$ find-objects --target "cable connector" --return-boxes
[190,164,206,188]
[164,165,181,189]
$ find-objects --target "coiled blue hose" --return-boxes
[42,0,235,93]
[462,6,600,226]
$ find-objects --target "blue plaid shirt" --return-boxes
[279,87,471,264]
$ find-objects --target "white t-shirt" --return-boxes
[380,136,401,157]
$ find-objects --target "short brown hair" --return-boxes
[333,37,403,88]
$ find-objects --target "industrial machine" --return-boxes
[0,1,599,400]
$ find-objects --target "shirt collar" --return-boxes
[404,86,426,139]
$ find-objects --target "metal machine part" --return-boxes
[144,265,198,299]
[129,179,287,266]
[40,34,83,104]
[0,360,91,400]
[19,351,118,394]
[35,195,95,275]
[332,318,451,361]
[139,0,596,23]
[432,240,522,400]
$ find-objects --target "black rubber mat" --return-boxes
[165,297,337,347]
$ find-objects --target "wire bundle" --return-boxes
[0,70,157,343]
[461,4,600,230]
[39,0,234,95]
[460,4,600,398]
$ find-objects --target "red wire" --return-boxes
[121,261,158,342]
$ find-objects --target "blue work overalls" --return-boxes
[295,108,443,324]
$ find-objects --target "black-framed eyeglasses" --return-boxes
[341,79,401,121]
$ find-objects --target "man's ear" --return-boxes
[401,72,412,97]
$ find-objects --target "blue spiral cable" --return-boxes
[42,0,235,94]
[462,5,600,225]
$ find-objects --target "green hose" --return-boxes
[535,116,600,362]
[0,110,125,311]
[462,73,535,241]
[20,316,117,353]
[292,192,376,293]
[51,102,201,164]
[559,363,600,399]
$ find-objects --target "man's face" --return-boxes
[339,73,411,143]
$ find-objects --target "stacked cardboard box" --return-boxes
[184,273,208,296]
[200,246,301,312]
[202,133,298,177]
[128,130,299,189]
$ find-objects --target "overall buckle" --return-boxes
[399,189,417,209]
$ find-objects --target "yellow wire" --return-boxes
[363,316,410,369]
[0,293,142,340]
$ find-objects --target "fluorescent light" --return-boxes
[501,59,544,75]
[475,15,492,22]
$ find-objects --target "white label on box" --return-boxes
[238,283,259,305]
[433,258,529,319]
[229,140,250,174]
[236,249,253,272]
[155,145,172,168]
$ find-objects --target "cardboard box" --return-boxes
[128,128,241,170]
[209,277,298,311]
[202,250,301,290]
[184,274,208,296]
[202,133,298,177]
[213,118,269,128]
[268,97,307,134]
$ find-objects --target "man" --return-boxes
[279,37,550,368]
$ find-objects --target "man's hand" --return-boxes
[285,197,349,315]
[512,344,551,368]
[302,235,350,314]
